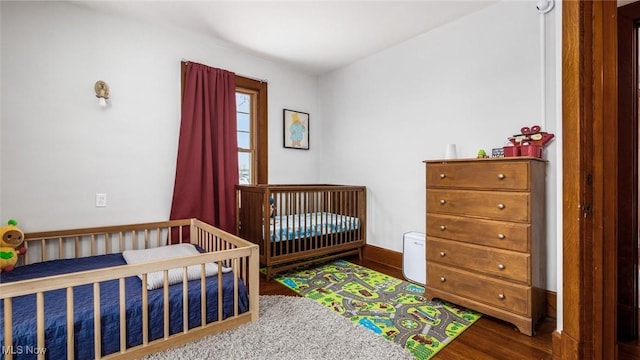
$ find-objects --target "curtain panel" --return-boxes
[170,62,239,234]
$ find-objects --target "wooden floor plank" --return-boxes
[438,343,500,360]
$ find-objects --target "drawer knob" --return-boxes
[498,173,506,180]
[498,263,505,270]
[439,251,446,257]
[440,276,446,282]
[440,199,447,205]
[498,293,506,300]
[497,233,506,240]
[497,203,505,209]
[440,173,446,179]
[440,225,446,231]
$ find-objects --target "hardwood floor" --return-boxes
[259,256,554,360]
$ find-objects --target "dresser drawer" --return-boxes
[426,161,530,190]
[426,189,530,222]
[427,262,530,316]
[426,213,529,252]
[426,237,530,283]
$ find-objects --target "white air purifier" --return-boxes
[402,231,426,285]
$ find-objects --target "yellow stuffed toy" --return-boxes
[0,219,27,272]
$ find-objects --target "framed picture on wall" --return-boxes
[283,109,309,150]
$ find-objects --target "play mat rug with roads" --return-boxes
[271,259,482,360]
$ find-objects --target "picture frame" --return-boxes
[283,109,309,150]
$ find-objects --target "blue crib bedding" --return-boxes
[269,211,360,242]
[0,252,249,359]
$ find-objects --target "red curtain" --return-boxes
[170,62,238,235]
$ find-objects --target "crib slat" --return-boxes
[351,190,355,242]
[353,190,357,242]
[298,191,302,252]
[4,298,13,360]
[183,267,188,333]
[241,256,248,287]
[217,264,223,322]
[142,274,149,345]
[343,191,349,243]
[233,258,239,317]
[20,241,29,266]
[340,190,345,245]
[119,278,126,353]
[301,190,306,252]
[294,192,300,254]
[36,292,45,360]
[265,192,272,262]
[74,236,80,261]
[201,264,206,326]
[323,190,329,246]
[293,190,297,252]
[281,193,292,253]
[336,190,341,245]
[163,270,169,339]
[343,190,347,241]
[282,192,287,255]
[315,192,320,250]
[67,287,75,360]
[94,283,101,358]
[106,233,111,255]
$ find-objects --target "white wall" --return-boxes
[317,1,559,291]
[1,1,561,294]
[0,1,320,232]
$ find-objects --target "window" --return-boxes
[236,76,268,184]
[236,91,253,184]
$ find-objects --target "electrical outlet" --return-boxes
[95,193,107,207]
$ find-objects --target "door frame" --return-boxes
[555,1,618,359]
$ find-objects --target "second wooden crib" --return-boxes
[235,184,366,278]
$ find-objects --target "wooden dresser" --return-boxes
[424,157,546,336]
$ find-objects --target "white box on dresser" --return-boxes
[423,157,546,336]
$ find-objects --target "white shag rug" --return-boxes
[144,295,414,360]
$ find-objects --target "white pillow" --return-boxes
[122,244,231,290]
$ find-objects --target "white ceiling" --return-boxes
[70,1,497,75]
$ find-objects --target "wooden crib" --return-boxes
[235,184,366,279]
[0,218,259,360]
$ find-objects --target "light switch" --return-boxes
[95,193,107,207]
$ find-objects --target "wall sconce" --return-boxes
[94,80,110,107]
